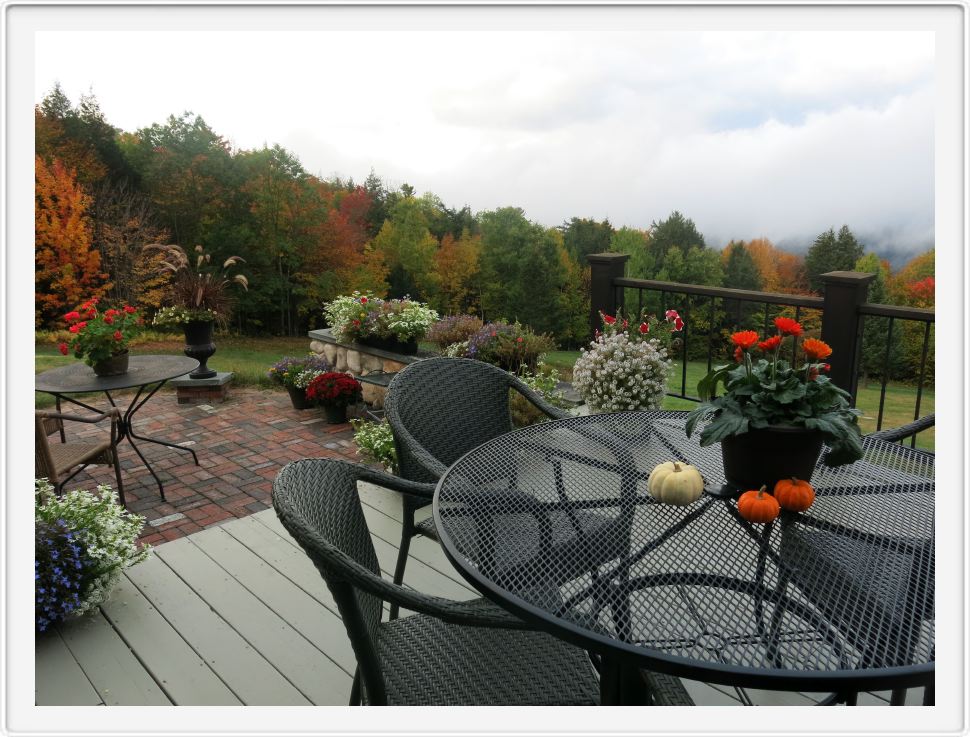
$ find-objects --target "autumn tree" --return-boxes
[433,230,482,315]
[804,225,864,293]
[890,250,935,383]
[35,156,109,326]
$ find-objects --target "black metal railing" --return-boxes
[588,254,934,449]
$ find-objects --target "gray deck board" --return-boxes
[188,524,357,675]
[99,574,241,705]
[35,629,103,706]
[126,553,311,705]
[57,610,171,705]
[154,537,351,705]
[36,488,917,707]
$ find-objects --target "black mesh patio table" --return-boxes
[433,410,935,705]
[36,355,201,499]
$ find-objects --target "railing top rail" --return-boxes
[613,277,825,309]
[858,303,936,322]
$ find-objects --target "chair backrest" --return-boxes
[271,459,388,703]
[385,358,516,481]
[35,413,58,481]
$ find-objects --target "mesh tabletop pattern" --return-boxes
[435,410,935,691]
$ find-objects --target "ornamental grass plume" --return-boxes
[686,318,862,466]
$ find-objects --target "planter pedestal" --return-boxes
[171,371,235,405]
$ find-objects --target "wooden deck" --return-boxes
[35,481,923,707]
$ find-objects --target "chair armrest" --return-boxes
[509,376,572,421]
[36,408,121,425]
[386,421,450,480]
[868,414,935,443]
[353,465,437,500]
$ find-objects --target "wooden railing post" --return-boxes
[588,253,629,338]
[820,271,875,405]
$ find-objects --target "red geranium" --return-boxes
[602,314,617,325]
[63,301,142,367]
[639,322,649,334]
[113,330,123,341]
[123,305,137,314]
[63,311,81,323]
[58,342,69,355]
[774,317,803,337]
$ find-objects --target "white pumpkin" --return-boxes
[648,461,705,506]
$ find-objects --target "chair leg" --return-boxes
[112,447,126,508]
[389,515,415,621]
[349,668,361,706]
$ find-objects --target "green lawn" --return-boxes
[546,350,934,451]
[36,338,934,450]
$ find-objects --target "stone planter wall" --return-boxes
[308,329,429,409]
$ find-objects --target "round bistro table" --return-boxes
[434,410,935,706]
[36,355,201,499]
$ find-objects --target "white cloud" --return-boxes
[35,29,934,254]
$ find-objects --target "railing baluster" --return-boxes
[681,297,690,396]
[912,322,932,448]
[707,298,716,373]
[876,317,894,433]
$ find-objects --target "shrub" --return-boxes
[464,322,555,371]
[35,479,151,619]
[427,315,483,351]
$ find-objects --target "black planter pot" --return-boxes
[323,403,348,424]
[286,385,311,410]
[92,351,129,377]
[720,425,825,493]
[358,335,418,355]
[182,320,217,379]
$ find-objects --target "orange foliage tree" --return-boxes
[35,156,109,327]
[433,231,482,315]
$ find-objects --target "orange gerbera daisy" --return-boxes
[731,331,759,350]
[773,316,803,337]
[758,335,782,352]
[802,338,833,361]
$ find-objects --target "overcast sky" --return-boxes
[35,29,934,260]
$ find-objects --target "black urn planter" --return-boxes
[182,320,217,379]
[286,385,311,410]
[720,425,825,493]
[358,335,418,355]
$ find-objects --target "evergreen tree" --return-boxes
[855,253,900,387]
[804,225,864,293]
[560,217,614,264]
[648,210,706,265]
[722,241,763,291]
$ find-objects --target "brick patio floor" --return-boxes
[55,387,361,545]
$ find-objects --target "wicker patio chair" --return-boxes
[272,458,602,706]
[382,357,575,616]
[35,408,126,506]
[867,414,935,446]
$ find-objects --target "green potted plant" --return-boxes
[146,243,248,379]
[306,372,363,424]
[685,317,863,493]
[60,299,143,377]
[267,354,332,410]
[35,479,151,632]
[323,292,438,354]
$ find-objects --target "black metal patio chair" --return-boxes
[382,357,574,616]
[272,458,604,706]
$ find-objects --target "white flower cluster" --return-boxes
[293,369,325,389]
[572,332,672,412]
[384,301,439,340]
[35,479,151,615]
[443,341,469,357]
[350,418,398,473]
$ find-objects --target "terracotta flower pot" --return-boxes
[92,351,129,377]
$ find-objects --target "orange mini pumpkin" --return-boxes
[773,477,815,512]
[737,486,780,523]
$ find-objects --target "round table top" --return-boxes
[35,355,200,394]
[434,410,935,691]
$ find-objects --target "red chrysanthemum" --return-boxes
[758,335,782,352]
[774,317,803,337]
[731,331,759,350]
[802,338,833,361]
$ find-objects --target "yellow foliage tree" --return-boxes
[433,231,482,314]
